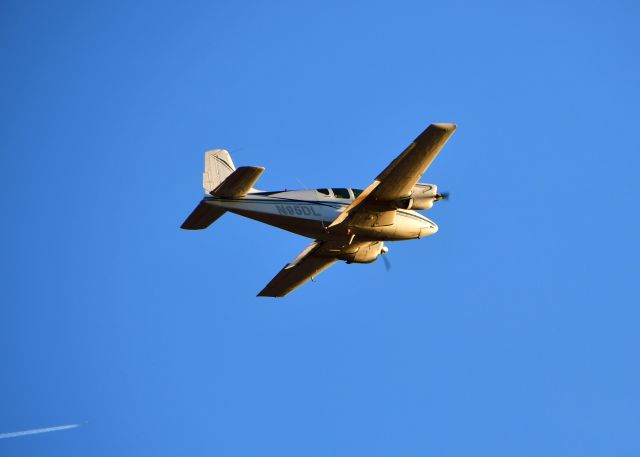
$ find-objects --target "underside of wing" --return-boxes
[374,123,456,200]
[328,123,456,229]
[257,241,338,297]
[257,239,382,297]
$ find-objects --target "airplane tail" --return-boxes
[181,150,265,230]
[203,149,236,194]
[180,201,226,230]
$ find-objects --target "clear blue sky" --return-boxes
[1,1,639,456]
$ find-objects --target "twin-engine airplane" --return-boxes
[182,123,456,297]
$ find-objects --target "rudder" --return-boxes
[203,149,235,194]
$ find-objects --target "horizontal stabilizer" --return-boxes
[211,166,265,198]
[181,201,226,230]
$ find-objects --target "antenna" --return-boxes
[295,177,308,189]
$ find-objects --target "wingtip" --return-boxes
[431,123,457,131]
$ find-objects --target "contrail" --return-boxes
[0,424,80,440]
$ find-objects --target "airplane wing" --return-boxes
[257,241,338,297]
[328,123,456,228]
[258,239,378,297]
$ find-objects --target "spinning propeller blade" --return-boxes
[382,254,392,272]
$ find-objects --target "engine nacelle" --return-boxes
[395,183,438,210]
[339,241,385,264]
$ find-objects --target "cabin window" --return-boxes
[352,188,363,198]
[332,188,350,199]
[316,188,331,196]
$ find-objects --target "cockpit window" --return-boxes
[332,188,350,199]
[352,188,363,198]
[316,188,331,196]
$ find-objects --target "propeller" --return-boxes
[382,254,392,272]
[435,192,450,201]
[380,245,391,272]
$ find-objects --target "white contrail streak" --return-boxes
[0,424,80,440]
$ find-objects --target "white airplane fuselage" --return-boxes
[204,188,438,242]
[182,123,457,297]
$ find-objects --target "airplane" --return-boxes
[181,123,456,297]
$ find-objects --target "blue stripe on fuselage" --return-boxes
[203,196,432,223]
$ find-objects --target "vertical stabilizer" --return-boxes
[203,149,236,194]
